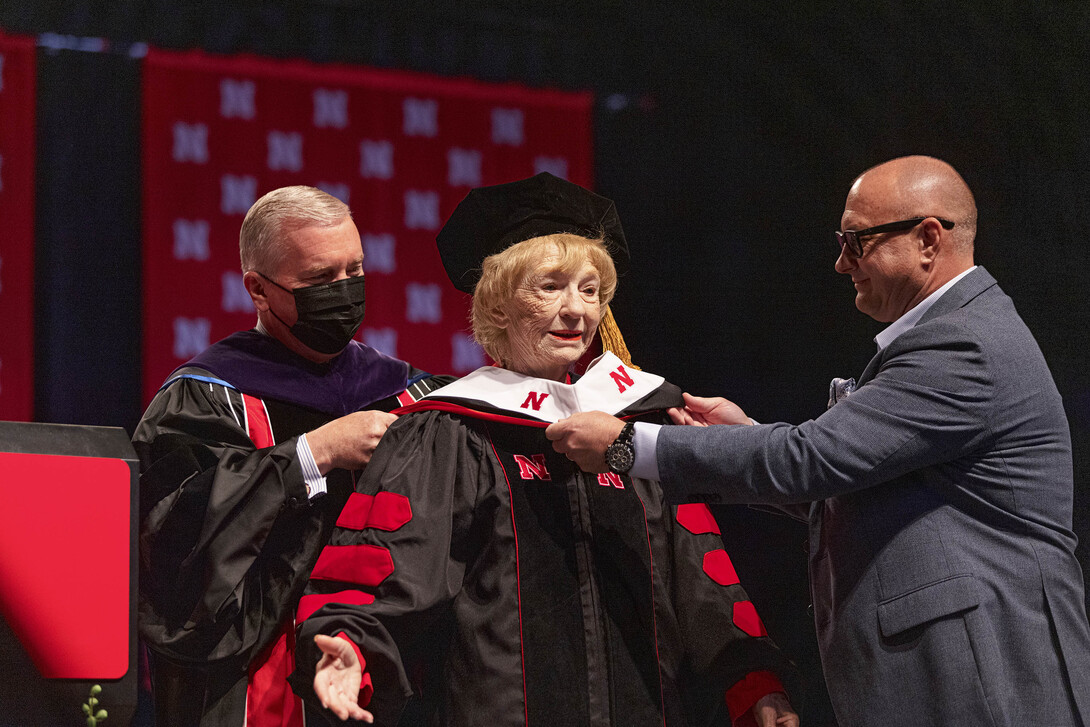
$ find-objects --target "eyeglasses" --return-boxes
[835,216,955,257]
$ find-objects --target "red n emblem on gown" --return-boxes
[513,454,551,480]
[609,366,635,393]
[520,391,549,411]
[596,472,625,489]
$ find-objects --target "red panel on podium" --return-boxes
[0,452,130,678]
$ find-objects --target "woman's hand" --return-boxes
[752,691,799,726]
[313,634,374,723]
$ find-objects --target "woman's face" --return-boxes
[500,247,602,381]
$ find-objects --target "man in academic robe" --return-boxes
[134,186,449,727]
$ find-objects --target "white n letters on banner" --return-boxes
[172,219,210,261]
[313,88,349,129]
[403,97,438,137]
[220,79,256,119]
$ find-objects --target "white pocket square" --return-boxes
[828,377,857,409]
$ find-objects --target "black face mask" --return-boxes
[259,273,366,355]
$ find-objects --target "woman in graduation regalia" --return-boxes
[292,173,799,727]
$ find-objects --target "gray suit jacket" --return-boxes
[658,267,1090,727]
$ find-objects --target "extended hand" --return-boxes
[667,392,751,427]
[752,691,799,727]
[313,634,373,723]
[545,411,625,473]
[308,410,399,473]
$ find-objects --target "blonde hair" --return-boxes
[472,234,617,364]
[239,186,351,273]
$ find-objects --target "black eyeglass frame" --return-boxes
[835,216,955,257]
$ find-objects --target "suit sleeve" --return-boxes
[291,411,487,725]
[133,375,336,667]
[657,319,996,505]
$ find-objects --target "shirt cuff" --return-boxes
[296,434,328,500]
[630,422,661,481]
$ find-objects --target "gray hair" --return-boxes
[239,186,351,273]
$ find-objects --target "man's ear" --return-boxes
[919,218,943,265]
[243,271,270,312]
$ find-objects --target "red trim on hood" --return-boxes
[393,399,550,427]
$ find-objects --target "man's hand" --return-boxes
[752,691,799,727]
[668,392,752,427]
[307,410,398,474]
[545,411,625,473]
[313,634,373,723]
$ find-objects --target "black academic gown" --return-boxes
[293,353,794,727]
[133,331,449,727]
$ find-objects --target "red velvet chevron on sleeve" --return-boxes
[702,549,741,586]
[311,545,394,586]
[732,601,768,638]
[297,590,376,623]
[336,491,412,531]
[675,503,721,535]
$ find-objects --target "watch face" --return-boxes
[606,441,634,474]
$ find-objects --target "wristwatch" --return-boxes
[605,422,636,474]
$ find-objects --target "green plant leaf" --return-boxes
[95,709,108,720]
[90,685,102,696]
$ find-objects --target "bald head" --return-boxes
[837,156,978,322]
[847,156,977,254]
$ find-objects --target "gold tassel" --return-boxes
[598,306,640,370]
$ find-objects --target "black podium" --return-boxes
[0,421,138,726]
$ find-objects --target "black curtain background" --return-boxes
[5,3,1090,725]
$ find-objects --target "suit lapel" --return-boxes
[857,351,884,387]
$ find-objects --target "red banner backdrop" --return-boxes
[0,32,36,422]
[141,48,593,403]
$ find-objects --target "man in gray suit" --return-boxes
[547,156,1090,726]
